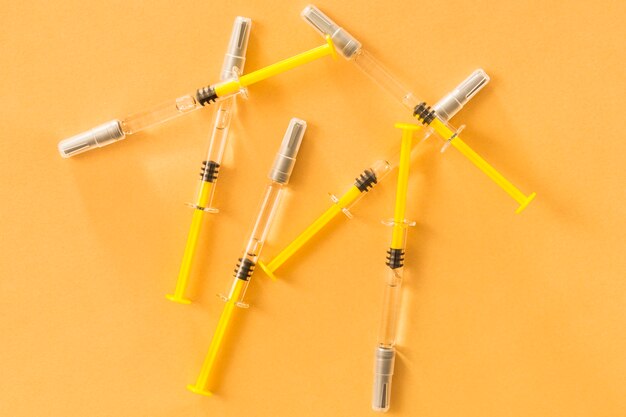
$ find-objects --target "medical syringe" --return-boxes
[258,69,489,279]
[167,17,251,305]
[372,123,420,412]
[188,118,307,396]
[301,5,536,213]
[57,35,335,158]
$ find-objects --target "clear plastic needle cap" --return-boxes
[269,118,307,184]
[433,69,490,122]
[57,120,125,158]
[301,5,361,59]
[221,16,252,80]
[372,346,395,412]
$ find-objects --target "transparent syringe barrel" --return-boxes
[378,265,404,348]
[370,159,393,182]
[350,49,421,111]
[332,159,394,216]
[229,181,284,305]
[300,5,421,111]
[121,93,202,134]
[205,97,235,164]
[190,96,236,211]
[379,218,409,348]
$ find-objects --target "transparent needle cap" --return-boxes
[221,16,252,80]
[433,69,490,122]
[372,346,395,412]
[269,118,307,184]
[301,5,361,58]
[58,120,125,158]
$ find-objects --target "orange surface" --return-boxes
[1,1,625,416]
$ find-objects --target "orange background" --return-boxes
[1,0,625,416]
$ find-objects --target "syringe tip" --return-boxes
[434,69,490,122]
[221,16,252,80]
[269,118,307,184]
[301,5,361,59]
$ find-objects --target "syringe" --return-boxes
[301,5,536,213]
[57,35,335,158]
[258,69,489,279]
[188,118,307,396]
[372,123,420,412]
[166,17,251,305]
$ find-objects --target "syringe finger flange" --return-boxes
[381,219,417,227]
[184,202,219,213]
[329,193,353,219]
[217,293,249,308]
[440,124,465,153]
[230,70,249,99]
[221,66,250,100]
